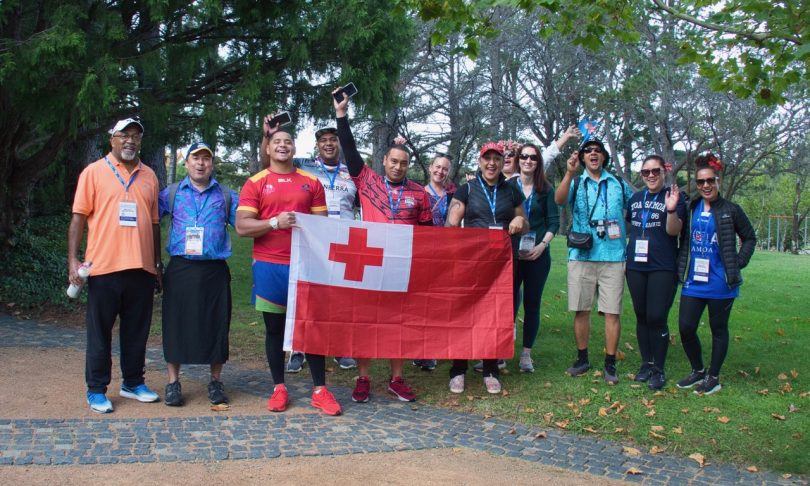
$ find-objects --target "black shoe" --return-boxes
[603,363,619,384]
[208,380,228,405]
[694,375,722,395]
[635,362,653,382]
[566,359,591,377]
[648,368,666,390]
[287,352,305,373]
[420,359,437,371]
[164,381,183,407]
[676,369,706,389]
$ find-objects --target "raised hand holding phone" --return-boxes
[333,82,358,103]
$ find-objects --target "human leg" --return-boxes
[263,312,286,386]
[626,269,653,379]
[676,295,708,388]
[118,270,155,390]
[706,298,735,378]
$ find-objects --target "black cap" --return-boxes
[578,138,611,168]
[315,127,338,140]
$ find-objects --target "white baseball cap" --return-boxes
[109,118,144,135]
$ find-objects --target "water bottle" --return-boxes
[67,262,92,298]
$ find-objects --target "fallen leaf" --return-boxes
[650,446,666,454]
[651,425,664,432]
[783,474,793,479]
[609,400,622,409]
[754,367,760,374]
[624,342,634,350]
[524,407,536,414]
[649,430,665,439]
[614,427,625,433]
[630,384,641,389]
[792,432,802,439]
[781,383,793,393]
[689,453,705,467]
[210,403,230,412]
[616,350,626,360]
[718,416,730,424]
[670,335,677,345]
[590,388,598,394]
[501,390,509,396]
[772,413,786,420]
[603,392,612,402]
[625,467,643,475]
[703,407,720,413]
[544,382,552,388]
[746,465,759,473]
[681,408,689,414]
[579,398,591,406]
[776,328,785,336]
[737,370,749,377]
[734,335,742,342]
[800,392,808,398]
[615,404,626,414]
[739,425,749,432]
[673,426,684,434]
[791,369,799,379]
[645,409,656,417]
[534,431,547,439]
[508,427,517,435]
[653,391,665,397]
[583,427,598,433]
[622,446,642,457]
[555,420,570,429]
[466,395,474,401]
[757,389,769,396]
[789,404,799,413]
[641,397,654,408]
[543,412,554,425]
[593,369,603,377]
[778,373,788,380]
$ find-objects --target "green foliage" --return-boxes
[0,214,72,307]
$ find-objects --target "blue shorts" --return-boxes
[251,260,290,314]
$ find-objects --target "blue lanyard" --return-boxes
[317,157,341,190]
[427,184,447,218]
[477,176,498,224]
[517,178,534,222]
[384,179,406,220]
[640,190,661,238]
[191,184,212,225]
[692,202,713,251]
[105,157,138,195]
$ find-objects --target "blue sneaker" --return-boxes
[87,392,113,413]
[120,384,160,403]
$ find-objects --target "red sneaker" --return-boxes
[352,376,370,403]
[388,376,416,402]
[267,384,288,412]
[311,387,342,416]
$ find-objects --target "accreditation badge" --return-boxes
[326,191,341,219]
[634,239,649,262]
[693,257,710,282]
[489,225,504,230]
[185,226,204,255]
[519,231,536,257]
[607,219,621,239]
[118,201,137,227]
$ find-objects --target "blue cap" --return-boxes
[185,142,213,160]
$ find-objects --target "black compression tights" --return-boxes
[678,296,735,377]
[262,312,326,387]
[625,270,677,371]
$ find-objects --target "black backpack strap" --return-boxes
[166,182,181,216]
[168,181,232,225]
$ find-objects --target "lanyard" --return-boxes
[105,157,137,197]
[384,179,406,220]
[191,185,212,225]
[691,201,714,255]
[583,178,606,222]
[477,175,498,224]
[317,157,341,190]
[517,178,534,222]
[640,190,662,238]
[427,183,448,218]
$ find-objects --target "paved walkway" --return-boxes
[0,314,800,484]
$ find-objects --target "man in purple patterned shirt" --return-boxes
[158,142,239,407]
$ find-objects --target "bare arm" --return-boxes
[664,183,684,237]
[67,213,87,285]
[509,205,529,235]
[445,199,465,227]
[554,152,580,205]
[235,209,300,237]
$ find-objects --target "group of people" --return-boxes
[68,92,755,416]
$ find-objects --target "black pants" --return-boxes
[625,270,677,371]
[450,360,498,378]
[85,269,155,393]
[678,295,735,377]
[263,312,326,387]
[513,250,551,349]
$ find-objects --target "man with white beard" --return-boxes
[68,118,163,413]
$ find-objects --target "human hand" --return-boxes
[332,88,349,117]
[263,114,282,138]
[665,182,680,212]
[508,216,527,235]
[277,211,299,229]
[566,152,580,175]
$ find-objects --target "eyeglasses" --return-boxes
[113,133,143,143]
[640,168,662,177]
[695,177,718,187]
[519,153,540,161]
[582,147,602,154]
[504,151,515,158]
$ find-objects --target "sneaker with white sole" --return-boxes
[120,384,159,403]
[87,392,113,413]
[334,357,357,370]
[449,375,465,394]
[483,376,502,394]
[693,375,722,395]
[473,359,507,372]
[287,352,305,373]
[519,352,534,373]
[676,369,705,389]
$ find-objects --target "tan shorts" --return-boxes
[567,261,625,315]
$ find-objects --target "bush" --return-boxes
[0,214,73,307]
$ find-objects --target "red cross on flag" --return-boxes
[284,213,515,359]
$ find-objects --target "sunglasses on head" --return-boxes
[519,153,540,161]
[582,147,602,154]
[640,168,662,177]
[695,177,718,187]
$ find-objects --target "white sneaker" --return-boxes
[484,376,502,394]
[449,375,465,394]
[519,352,534,373]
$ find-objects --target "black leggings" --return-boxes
[625,270,677,371]
[263,312,326,387]
[513,250,551,349]
[678,296,735,377]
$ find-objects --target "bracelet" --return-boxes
[666,209,676,214]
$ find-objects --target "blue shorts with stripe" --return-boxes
[251,260,289,314]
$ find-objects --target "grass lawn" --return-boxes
[156,228,810,474]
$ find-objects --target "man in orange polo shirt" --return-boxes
[68,118,163,413]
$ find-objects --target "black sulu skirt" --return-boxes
[162,257,231,364]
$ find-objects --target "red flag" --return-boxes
[284,213,515,359]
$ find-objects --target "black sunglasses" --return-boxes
[695,177,718,187]
[640,168,662,177]
[519,153,540,161]
[582,147,602,154]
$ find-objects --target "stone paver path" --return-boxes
[0,314,801,484]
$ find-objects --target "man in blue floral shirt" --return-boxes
[158,142,239,407]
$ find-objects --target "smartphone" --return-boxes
[333,82,358,102]
[268,111,292,128]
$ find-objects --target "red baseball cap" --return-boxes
[479,142,504,157]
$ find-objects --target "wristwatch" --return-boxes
[269,217,279,230]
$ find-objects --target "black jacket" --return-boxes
[677,196,756,288]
